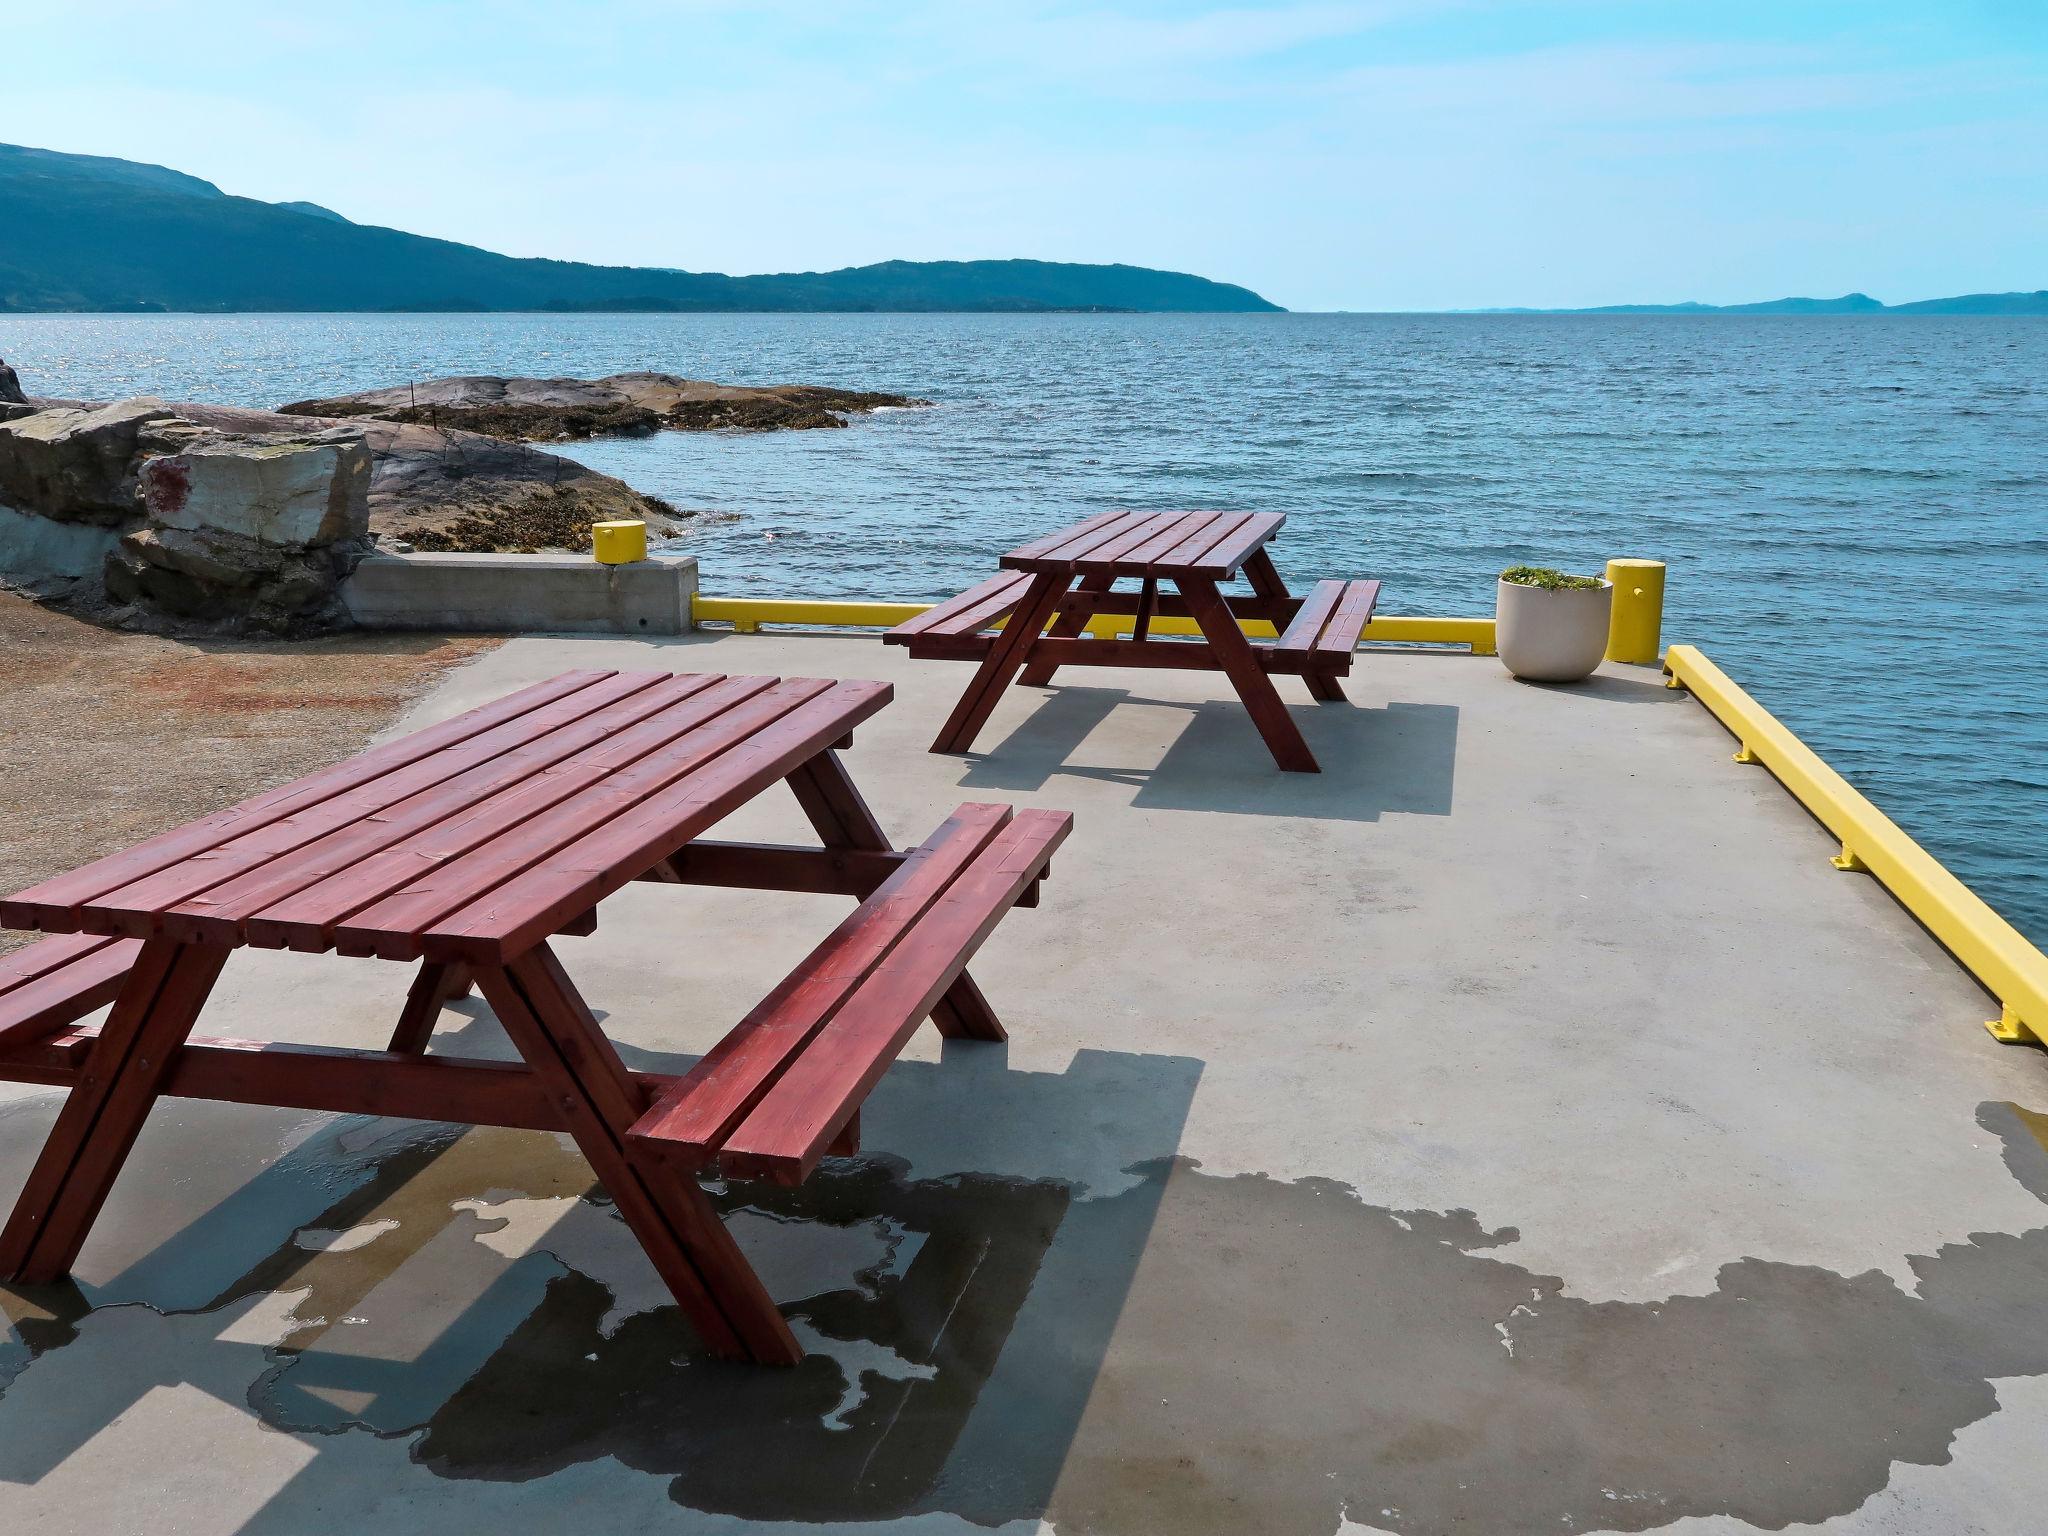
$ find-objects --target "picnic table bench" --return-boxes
[887,509,1379,771]
[0,669,1070,1366]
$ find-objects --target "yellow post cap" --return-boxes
[1604,557,1666,665]
[592,520,648,565]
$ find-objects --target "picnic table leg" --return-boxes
[1018,571,1114,688]
[475,943,801,1365]
[0,938,230,1283]
[930,572,1070,755]
[1178,575,1321,772]
[786,752,1007,1042]
[386,960,472,1055]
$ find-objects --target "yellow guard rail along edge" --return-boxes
[1663,643,2048,1046]
[690,595,1499,653]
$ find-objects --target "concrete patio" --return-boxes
[4,629,2047,1536]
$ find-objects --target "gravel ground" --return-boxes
[0,591,495,956]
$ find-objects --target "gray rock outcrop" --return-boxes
[105,428,372,628]
[0,396,372,632]
[278,371,926,440]
[0,397,209,523]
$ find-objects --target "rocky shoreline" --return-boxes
[0,361,927,635]
[278,372,927,442]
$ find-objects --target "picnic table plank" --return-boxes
[92,671,689,939]
[628,803,1013,1162]
[0,939,146,1048]
[0,671,619,933]
[268,675,812,955]
[1000,508,1125,564]
[1094,510,1230,572]
[717,809,1072,1184]
[0,933,126,994]
[1316,579,1382,660]
[416,681,894,963]
[888,571,1036,640]
[1003,509,1152,570]
[1063,510,1197,572]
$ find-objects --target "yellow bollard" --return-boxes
[591,520,648,565]
[1604,558,1665,664]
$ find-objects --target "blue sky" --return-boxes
[11,1,2046,310]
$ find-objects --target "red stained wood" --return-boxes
[479,946,800,1364]
[657,841,908,898]
[1,671,618,933]
[1000,508,1126,565]
[909,512,1367,765]
[1180,576,1320,771]
[252,674,799,954]
[387,961,458,1055]
[0,933,125,994]
[1016,570,1115,688]
[1152,509,1255,571]
[1170,511,1286,575]
[120,672,700,942]
[1063,511,1193,572]
[0,667,1076,1366]
[1,1027,688,1133]
[715,809,1072,1185]
[1276,578,1345,653]
[0,938,145,1048]
[1315,579,1382,659]
[929,969,1007,1042]
[412,680,895,964]
[0,939,230,1282]
[626,803,1013,1162]
[1104,510,1233,571]
[929,572,1068,753]
[884,571,1036,642]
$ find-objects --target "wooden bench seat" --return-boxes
[1272,578,1381,673]
[0,934,145,1050]
[883,572,1037,658]
[627,800,1071,1186]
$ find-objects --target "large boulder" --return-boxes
[0,397,208,524]
[139,428,370,546]
[103,428,373,632]
[0,357,26,405]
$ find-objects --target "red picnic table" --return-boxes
[0,669,1069,1366]
[886,509,1380,772]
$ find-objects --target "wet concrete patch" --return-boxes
[9,1102,2048,1533]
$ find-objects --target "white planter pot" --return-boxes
[1495,577,1613,683]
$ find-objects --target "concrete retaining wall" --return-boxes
[342,550,698,634]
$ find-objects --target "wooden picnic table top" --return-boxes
[1,669,893,967]
[1001,509,1286,579]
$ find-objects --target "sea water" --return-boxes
[5,311,2043,942]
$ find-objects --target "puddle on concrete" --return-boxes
[7,1101,2048,1534]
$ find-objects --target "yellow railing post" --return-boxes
[1604,558,1665,663]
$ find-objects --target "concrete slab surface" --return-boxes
[5,630,2048,1536]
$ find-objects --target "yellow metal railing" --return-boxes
[690,595,1497,653]
[1664,644,2048,1045]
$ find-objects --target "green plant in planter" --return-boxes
[1501,564,1605,591]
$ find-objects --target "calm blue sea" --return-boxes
[5,312,2044,945]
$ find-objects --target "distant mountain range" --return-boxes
[0,143,1281,315]
[1475,291,2048,315]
